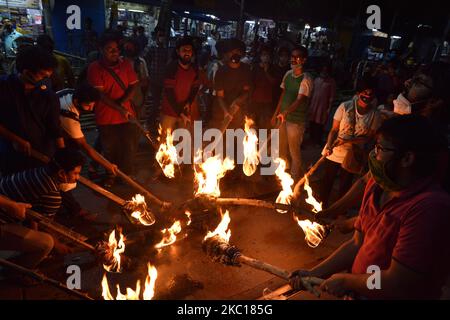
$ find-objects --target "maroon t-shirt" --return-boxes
[353,177,450,299]
[161,61,199,117]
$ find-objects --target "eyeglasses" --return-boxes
[374,143,396,154]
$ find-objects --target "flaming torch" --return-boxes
[101,262,158,300]
[202,210,323,296]
[194,150,235,197]
[124,194,156,226]
[274,158,294,213]
[98,228,126,273]
[242,117,259,177]
[156,127,179,179]
[294,176,327,248]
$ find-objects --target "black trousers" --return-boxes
[98,122,137,176]
[309,121,325,146]
[319,158,354,208]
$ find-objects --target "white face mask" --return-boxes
[393,93,411,115]
[59,182,77,192]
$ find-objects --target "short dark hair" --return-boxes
[356,75,376,93]
[73,82,100,104]
[277,46,290,56]
[223,38,246,54]
[292,45,308,58]
[376,114,447,177]
[36,34,55,53]
[176,36,194,50]
[98,31,120,48]
[16,45,57,73]
[49,148,85,174]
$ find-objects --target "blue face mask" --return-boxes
[23,72,51,91]
[34,77,51,91]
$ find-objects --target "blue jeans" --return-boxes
[279,121,306,181]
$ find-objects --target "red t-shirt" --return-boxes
[352,177,450,298]
[87,58,139,126]
[161,61,199,119]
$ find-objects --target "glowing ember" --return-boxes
[102,229,126,273]
[242,117,259,177]
[129,194,155,226]
[304,176,322,213]
[154,220,182,249]
[274,158,294,213]
[143,263,158,300]
[156,127,178,178]
[102,263,158,300]
[194,150,235,197]
[294,216,326,248]
[204,210,231,243]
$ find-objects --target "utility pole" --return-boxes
[236,0,245,40]
[157,0,173,47]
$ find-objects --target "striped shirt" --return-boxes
[0,167,61,218]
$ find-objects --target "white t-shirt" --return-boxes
[323,99,380,164]
[59,93,84,139]
[280,70,313,97]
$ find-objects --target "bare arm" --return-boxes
[282,94,308,117]
[321,172,370,219]
[309,230,363,279]
[73,137,117,174]
[325,119,340,152]
[339,259,428,299]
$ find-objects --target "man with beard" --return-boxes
[211,38,251,130]
[290,115,450,299]
[87,32,139,187]
[159,36,200,134]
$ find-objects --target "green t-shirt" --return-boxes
[280,71,310,124]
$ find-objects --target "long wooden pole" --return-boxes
[30,143,167,208]
[25,209,95,252]
[0,258,94,300]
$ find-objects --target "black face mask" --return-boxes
[230,54,242,64]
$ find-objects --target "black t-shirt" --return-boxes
[0,75,62,172]
[214,63,252,105]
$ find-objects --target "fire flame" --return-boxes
[294,216,326,248]
[101,262,158,300]
[154,220,182,249]
[185,210,192,226]
[156,127,178,179]
[274,158,294,213]
[102,229,126,273]
[204,210,231,243]
[129,194,155,226]
[304,176,322,213]
[194,150,235,197]
[242,117,259,176]
[143,263,158,300]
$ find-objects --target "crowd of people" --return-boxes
[0,24,449,299]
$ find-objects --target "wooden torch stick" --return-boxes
[25,209,96,252]
[30,143,168,209]
[0,258,94,300]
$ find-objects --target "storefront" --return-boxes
[0,0,44,40]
